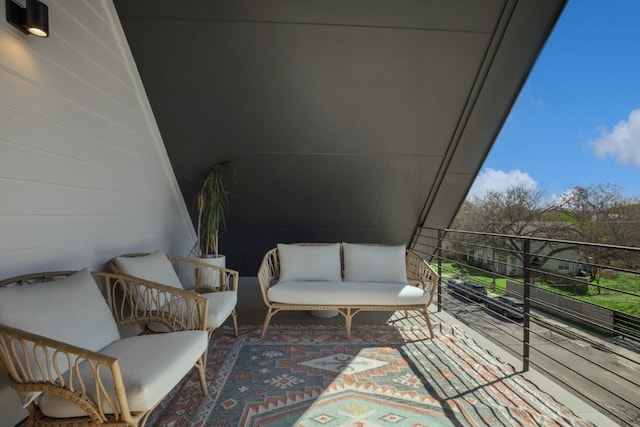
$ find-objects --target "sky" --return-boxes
[467,0,640,201]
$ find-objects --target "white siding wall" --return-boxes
[0,0,195,277]
[0,3,195,423]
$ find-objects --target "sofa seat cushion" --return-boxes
[38,330,207,418]
[267,281,429,306]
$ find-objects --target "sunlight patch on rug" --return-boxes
[147,324,594,427]
[299,353,388,374]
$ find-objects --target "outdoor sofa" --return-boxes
[258,243,440,338]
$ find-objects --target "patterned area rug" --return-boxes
[148,324,593,427]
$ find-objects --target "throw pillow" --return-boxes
[342,243,408,283]
[277,243,342,282]
[114,250,183,289]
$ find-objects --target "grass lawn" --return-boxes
[438,261,640,316]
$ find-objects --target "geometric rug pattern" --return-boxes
[147,324,594,426]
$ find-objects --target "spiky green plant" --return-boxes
[195,161,229,258]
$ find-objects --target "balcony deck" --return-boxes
[235,277,619,427]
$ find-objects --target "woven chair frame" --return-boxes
[257,246,440,339]
[0,271,209,427]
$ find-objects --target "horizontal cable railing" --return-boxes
[412,227,640,427]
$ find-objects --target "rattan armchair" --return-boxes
[0,270,209,427]
[110,251,239,338]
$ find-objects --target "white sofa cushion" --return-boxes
[0,269,120,352]
[342,243,408,284]
[268,281,428,306]
[277,243,342,282]
[38,330,208,417]
[114,250,183,290]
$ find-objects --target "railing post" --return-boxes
[437,229,443,311]
[522,238,531,372]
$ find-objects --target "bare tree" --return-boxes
[451,187,577,273]
[449,184,640,283]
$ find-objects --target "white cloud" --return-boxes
[591,109,640,165]
[466,168,538,200]
[548,188,577,207]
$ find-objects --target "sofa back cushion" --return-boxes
[277,243,342,282]
[342,243,408,284]
[114,250,183,290]
[0,269,120,352]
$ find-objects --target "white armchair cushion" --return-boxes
[202,291,237,329]
[147,290,237,333]
[114,250,183,290]
[277,243,342,282]
[342,243,408,284]
[38,330,208,417]
[0,269,120,352]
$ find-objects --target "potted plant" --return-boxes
[193,161,230,278]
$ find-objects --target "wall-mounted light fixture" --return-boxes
[6,0,49,38]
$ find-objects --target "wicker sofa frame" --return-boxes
[0,271,209,427]
[257,247,439,339]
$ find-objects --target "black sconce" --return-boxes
[6,0,48,38]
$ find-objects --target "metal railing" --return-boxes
[412,227,640,427]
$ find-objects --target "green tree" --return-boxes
[562,183,640,271]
